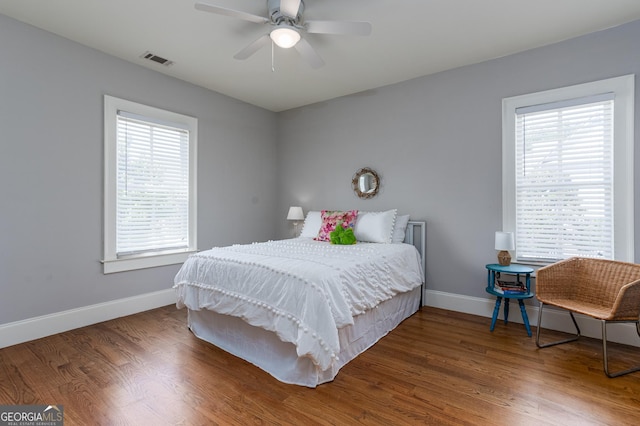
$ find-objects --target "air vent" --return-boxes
[140,51,174,67]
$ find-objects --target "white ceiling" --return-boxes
[2,0,640,112]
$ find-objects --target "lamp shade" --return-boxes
[287,206,304,221]
[270,26,301,48]
[495,231,515,251]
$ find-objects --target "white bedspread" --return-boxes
[173,238,423,371]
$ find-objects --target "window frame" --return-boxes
[103,95,197,274]
[502,75,634,264]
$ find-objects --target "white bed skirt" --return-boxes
[187,286,421,387]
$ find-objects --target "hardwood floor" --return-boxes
[2,306,640,425]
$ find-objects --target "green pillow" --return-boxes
[330,223,357,245]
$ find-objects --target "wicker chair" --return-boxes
[536,257,640,377]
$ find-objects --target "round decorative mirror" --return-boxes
[352,167,380,199]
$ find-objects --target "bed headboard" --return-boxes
[405,221,426,281]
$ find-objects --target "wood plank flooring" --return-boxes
[1,306,640,425]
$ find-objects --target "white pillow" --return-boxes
[299,211,322,238]
[354,209,397,243]
[392,214,411,243]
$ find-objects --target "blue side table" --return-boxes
[485,263,534,337]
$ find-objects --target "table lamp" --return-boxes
[495,231,515,266]
[287,206,304,236]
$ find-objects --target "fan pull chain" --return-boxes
[271,40,275,72]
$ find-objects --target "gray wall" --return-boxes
[0,14,278,325]
[276,20,640,298]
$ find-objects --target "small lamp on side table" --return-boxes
[287,206,304,237]
[495,231,515,266]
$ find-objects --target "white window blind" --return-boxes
[514,96,613,262]
[116,111,190,256]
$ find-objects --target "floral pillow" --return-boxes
[314,210,358,242]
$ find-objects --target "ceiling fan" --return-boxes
[194,0,372,68]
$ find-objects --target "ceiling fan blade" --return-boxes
[195,1,269,24]
[280,0,301,19]
[294,38,325,69]
[234,34,271,60]
[305,20,372,36]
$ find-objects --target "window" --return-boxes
[502,75,634,264]
[103,96,197,273]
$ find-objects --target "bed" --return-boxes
[174,211,425,387]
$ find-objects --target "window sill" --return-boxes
[102,250,196,274]
[509,261,553,277]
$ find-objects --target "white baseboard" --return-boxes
[3,288,638,350]
[424,289,640,347]
[0,289,176,349]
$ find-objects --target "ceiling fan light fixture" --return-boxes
[270,26,301,48]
